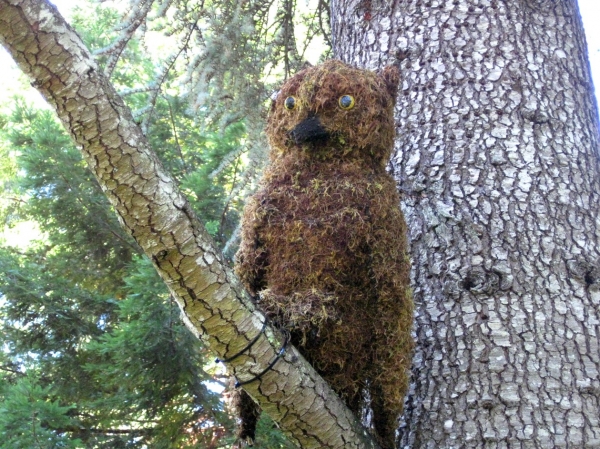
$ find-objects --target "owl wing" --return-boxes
[366,180,414,442]
[235,194,268,296]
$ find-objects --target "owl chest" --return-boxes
[264,183,370,236]
[255,180,373,288]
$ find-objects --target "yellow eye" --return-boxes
[284,96,297,110]
[338,95,355,110]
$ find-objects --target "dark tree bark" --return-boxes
[331,0,600,447]
[0,0,380,447]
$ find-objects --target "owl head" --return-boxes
[266,60,400,166]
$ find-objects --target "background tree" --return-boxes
[0,23,243,449]
[1,0,600,448]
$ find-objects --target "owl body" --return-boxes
[234,60,413,449]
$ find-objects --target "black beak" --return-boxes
[288,115,329,145]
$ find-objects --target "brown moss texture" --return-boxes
[233,60,413,449]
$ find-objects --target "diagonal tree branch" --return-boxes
[0,0,379,448]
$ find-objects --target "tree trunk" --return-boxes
[0,1,379,447]
[331,0,600,447]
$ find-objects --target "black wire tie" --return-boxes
[215,319,267,364]
[234,333,289,388]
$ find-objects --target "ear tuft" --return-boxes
[379,65,400,101]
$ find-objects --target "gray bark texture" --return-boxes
[331,0,600,447]
[0,0,380,447]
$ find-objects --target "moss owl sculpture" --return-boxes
[233,60,413,449]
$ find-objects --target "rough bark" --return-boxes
[332,0,600,447]
[0,1,380,447]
